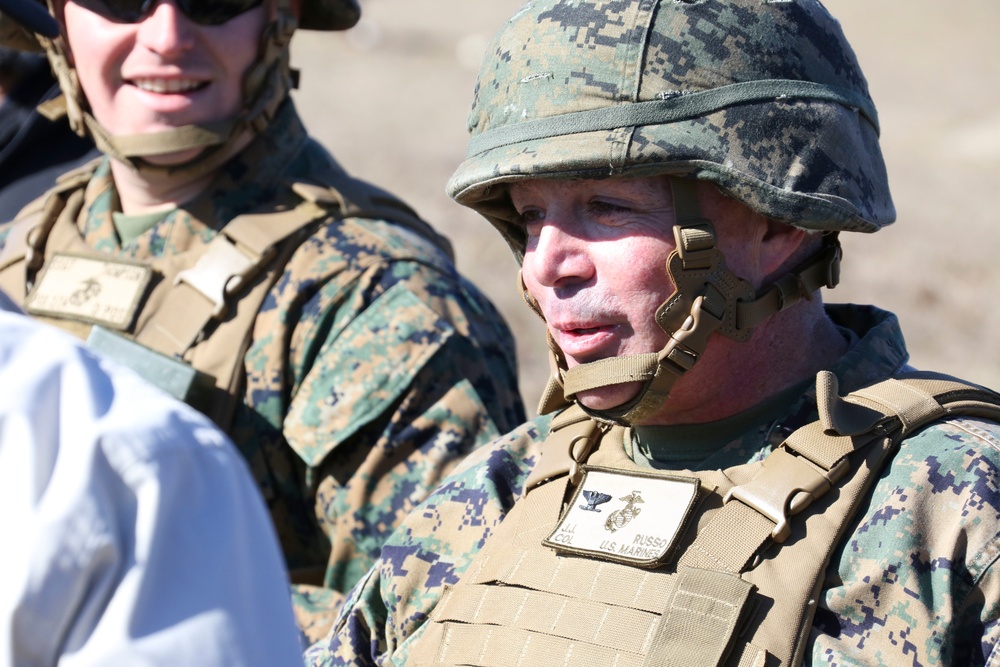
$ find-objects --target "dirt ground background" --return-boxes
[289,0,1000,414]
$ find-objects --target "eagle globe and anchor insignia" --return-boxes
[605,491,644,533]
[544,467,700,567]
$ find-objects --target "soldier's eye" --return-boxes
[516,208,544,229]
[588,200,632,220]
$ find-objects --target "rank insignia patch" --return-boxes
[544,466,700,568]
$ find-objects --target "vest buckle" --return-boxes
[723,447,849,543]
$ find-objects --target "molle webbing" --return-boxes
[408,374,1000,667]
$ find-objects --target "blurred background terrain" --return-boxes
[290,0,1000,414]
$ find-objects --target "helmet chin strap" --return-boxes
[533,177,843,425]
[38,0,297,180]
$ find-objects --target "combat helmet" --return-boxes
[0,0,360,177]
[448,0,895,424]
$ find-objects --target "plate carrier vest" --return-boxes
[408,372,1000,667]
[0,160,452,429]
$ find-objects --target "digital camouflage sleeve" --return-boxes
[226,108,526,639]
[305,306,1000,666]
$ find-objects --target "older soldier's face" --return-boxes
[512,176,679,411]
[60,0,267,164]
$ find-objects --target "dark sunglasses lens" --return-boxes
[179,0,265,25]
[70,0,264,25]
[71,0,148,23]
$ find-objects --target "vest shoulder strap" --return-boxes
[523,403,602,493]
[660,370,1000,667]
[135,189,331,357]
[0,164,95,284]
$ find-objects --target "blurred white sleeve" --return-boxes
[0,303,303,667]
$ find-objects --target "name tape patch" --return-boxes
[544,466,700,567]
[26,253,152,331]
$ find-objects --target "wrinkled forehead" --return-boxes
[507,174,674,206]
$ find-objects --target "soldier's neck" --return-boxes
[637,296,848,427]
[108,129,256,215]
[109,157,217,216]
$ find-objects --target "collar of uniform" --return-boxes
[632,379,811,471]
[630,304,909,471]
[203,99,310,223]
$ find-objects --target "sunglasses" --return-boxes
[69,0,265,26]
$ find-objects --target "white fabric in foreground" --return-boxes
[0,291,302,666]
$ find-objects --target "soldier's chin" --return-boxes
[575,381,644,413]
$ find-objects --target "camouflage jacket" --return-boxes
[306,304,1000,666]
[0,101,525,641]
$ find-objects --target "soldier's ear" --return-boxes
[759,221,810,283]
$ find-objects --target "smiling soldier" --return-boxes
[306,1,1000,665]
[0,0,524,641]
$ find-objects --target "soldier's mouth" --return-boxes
[130,78,208,94]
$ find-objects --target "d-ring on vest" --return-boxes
[407,372,1000,667]
[0,161,450,429]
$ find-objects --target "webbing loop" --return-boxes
[644,567,755,667]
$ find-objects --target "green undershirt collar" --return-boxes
[112,208,173,245]
[632,378,812,471]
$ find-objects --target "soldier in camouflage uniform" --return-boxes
[0,0,524,642]
[306,1,1000,665]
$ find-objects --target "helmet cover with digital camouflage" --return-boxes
[0,0,360,176]
[447,0,895,423]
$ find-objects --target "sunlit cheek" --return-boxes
[520,249,541,290]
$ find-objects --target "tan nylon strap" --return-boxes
[847,378,952,434]
[677,500,775,573]
[732,643,769,667]
[0,167,89,275]
[684,373,987,578]
[0,211,41,273]
[102,121,233,157]
[135,281,217,354]
[523,405,600,492]
[801,373,998,468]
[135,202,325,357]
[644,567,754,667]
[223,205,327,256]
[778,420,858,471]
[670,176,703,225]
[734,236,841,332]
[561,352,659,397]
[536,374,570,416]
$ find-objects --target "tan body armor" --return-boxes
[0,161,449,428]
[408,374,1000,667]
